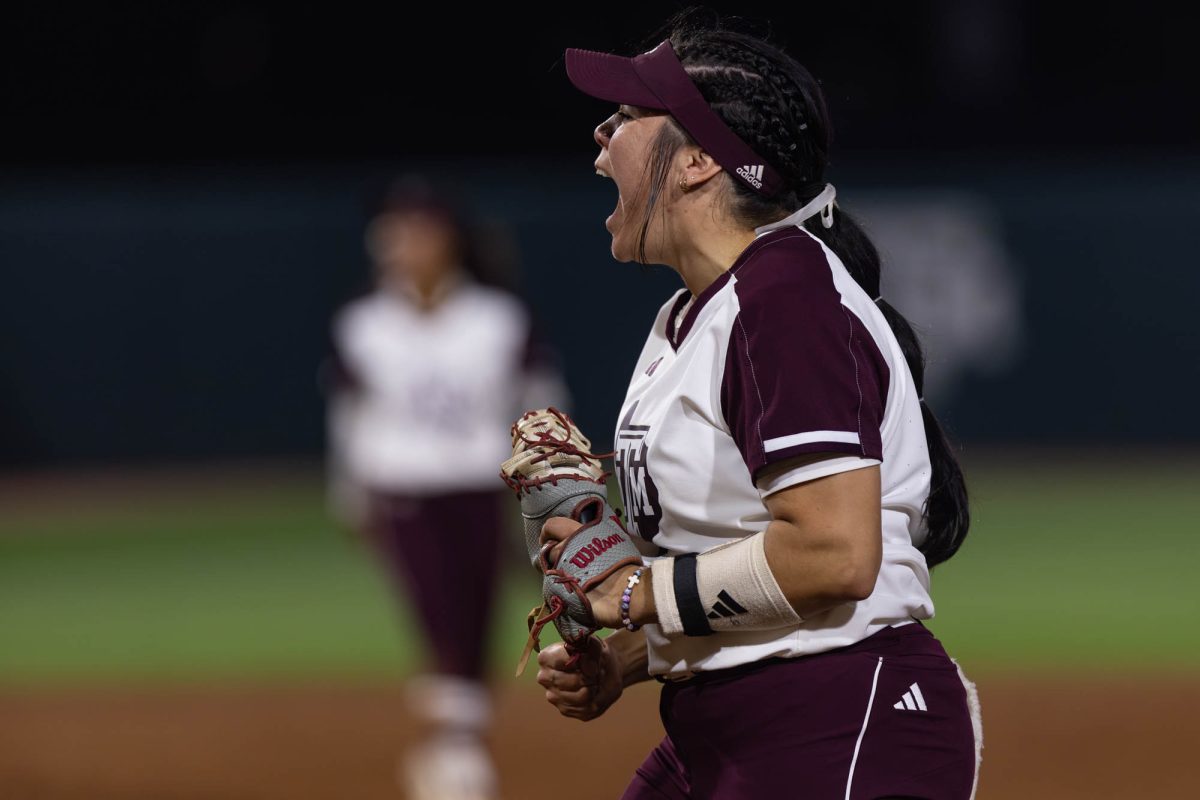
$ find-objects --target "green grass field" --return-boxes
[1,454,1197,685]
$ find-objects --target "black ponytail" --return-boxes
[641,8,970,566]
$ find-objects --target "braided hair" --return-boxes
[631,9,970,567]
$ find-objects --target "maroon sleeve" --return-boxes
[720,236,888,481]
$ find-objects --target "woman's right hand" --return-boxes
[536,635,624,721]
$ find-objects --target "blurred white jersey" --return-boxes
[328,274,569,495]
[614,223,935,678]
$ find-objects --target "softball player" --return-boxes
[535,15,983,800]
[324,174,569,800]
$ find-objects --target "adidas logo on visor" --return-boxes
[736,164,764,188]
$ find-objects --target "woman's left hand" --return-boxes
[540,517,649,629]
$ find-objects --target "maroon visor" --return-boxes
[565,39,785,198]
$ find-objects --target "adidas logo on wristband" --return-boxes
[707,590,748,620]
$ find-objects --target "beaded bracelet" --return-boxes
[621,567,645,632]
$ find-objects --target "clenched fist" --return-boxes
[536,635,624,721]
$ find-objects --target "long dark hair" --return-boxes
[631,9,970,567]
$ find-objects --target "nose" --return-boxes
[594,114,616,148]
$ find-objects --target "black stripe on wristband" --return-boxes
[673,554,713,637]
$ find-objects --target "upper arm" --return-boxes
[762,460,883,585]
[762,457,882,529]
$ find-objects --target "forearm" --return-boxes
[603,627,652,688]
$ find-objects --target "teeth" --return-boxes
[596,168,612,178]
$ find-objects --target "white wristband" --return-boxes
[649,530,803,637]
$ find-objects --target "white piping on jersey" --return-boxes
[841,304,866,455]
[763,430,861,452]
[845,656,884,800]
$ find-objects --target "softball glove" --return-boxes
[500,407,643,675]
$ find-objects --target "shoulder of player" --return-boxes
[330,289,384,335]
[462,281,526,313]
[454,283,539,339]
[728,227,841,315]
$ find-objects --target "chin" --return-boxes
[607,230,630,262]
[610,241,638,264]
[608,223,651,264]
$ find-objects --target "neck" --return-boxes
[671,217,757,298]
[388,268,464,310]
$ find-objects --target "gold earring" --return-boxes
[679,175,691,192]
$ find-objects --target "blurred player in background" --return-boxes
[323,173,570,800]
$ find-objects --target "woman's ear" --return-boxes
[679,147,724,191]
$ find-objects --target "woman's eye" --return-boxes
[616,109,633,121]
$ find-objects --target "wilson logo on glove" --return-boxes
[568,532,629,569]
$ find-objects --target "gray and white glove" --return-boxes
[500,408,643,672]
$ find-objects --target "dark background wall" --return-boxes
[2,2,1197,468]
[5,3,1195,163]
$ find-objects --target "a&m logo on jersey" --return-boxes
[614,401,662,540]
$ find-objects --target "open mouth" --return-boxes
[596,166,622,231]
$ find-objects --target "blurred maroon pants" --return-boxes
[364,487,509,680]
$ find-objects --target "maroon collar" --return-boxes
[666,227,804,351]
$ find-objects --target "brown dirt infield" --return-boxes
[1,673,1196,799]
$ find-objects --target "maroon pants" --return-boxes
[622,622,979,800]
[363,487,509,680]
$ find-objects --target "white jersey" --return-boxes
[328,274,569,494]
[613,222,934,678]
